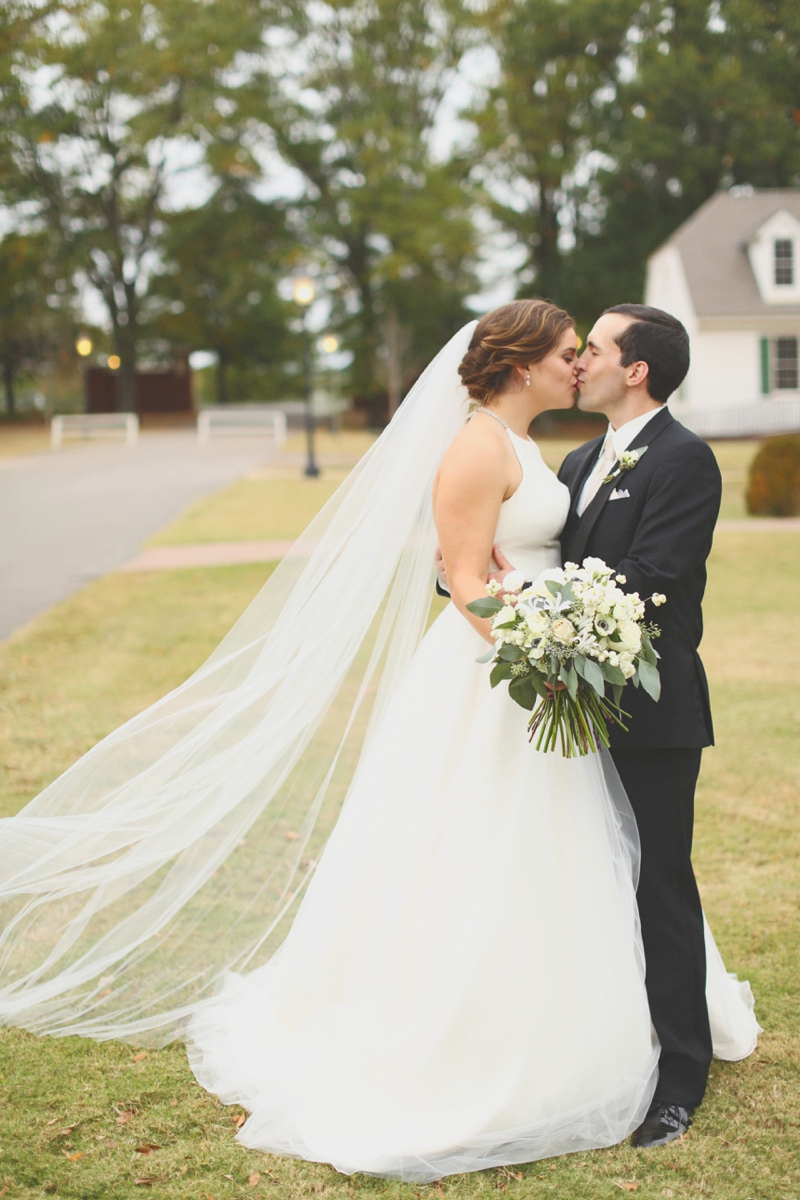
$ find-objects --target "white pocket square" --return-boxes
[609,488,630,500]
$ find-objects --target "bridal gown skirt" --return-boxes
[187,603,758,1181]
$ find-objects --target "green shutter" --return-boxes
[760,337,770,394]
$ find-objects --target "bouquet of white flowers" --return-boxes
[467,557,665,757]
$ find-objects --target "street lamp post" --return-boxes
[293,276,319,478]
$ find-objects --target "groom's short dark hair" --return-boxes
[603,304,690,403]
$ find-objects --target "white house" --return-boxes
[645,188,800,437]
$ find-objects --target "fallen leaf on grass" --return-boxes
[248,1171,261,1186]
[615,1184,639,1193]
[116,1108,135,1124]
[0,1187,9,1195]
[135,1143,162,1155]
[132,1051,148,1063]
[64,1151,83,1161]
[57,1124,78,1137]
[46,1117,59,1126]
[134,1177,163,1187]
[234,1113,246,1129]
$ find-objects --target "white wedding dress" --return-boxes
[186,427,759,1181]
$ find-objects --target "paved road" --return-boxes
[0,431,278,641]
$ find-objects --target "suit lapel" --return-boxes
[568,406,673,566]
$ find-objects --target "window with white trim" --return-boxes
[774,239,794,286]
[775,337,799,390]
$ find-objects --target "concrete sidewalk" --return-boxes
[0,431,278,641]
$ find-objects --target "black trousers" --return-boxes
[610,747,713,1111]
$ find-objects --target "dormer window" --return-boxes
[775,239,794,285]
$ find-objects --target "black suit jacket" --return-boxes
[558,406,721,750]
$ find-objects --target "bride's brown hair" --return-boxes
[459,298,574,405]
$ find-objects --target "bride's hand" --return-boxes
[435,546,449,591]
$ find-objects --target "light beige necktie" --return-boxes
[579,433,617,515]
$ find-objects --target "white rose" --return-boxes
[582,556,611,577]
[617,621,642,651]
[494,605,517,626]
[551,617,575,644]
[620,659,637,679]
[522,607,549,636]
[501,570,526,594]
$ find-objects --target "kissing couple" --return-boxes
[0,300,759,1181]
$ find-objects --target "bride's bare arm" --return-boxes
[433,421,519,644]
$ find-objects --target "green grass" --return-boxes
[144,438,765,551]
[0,472,798,1199]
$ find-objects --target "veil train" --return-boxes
[0,322,478,1044]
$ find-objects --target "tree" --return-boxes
[0,232,75,414]
[583,0,800,308]
[0,0,266,410]
[477,0,800,323]
[150,183,299,404]
[473,0,637,313]
[255,0,480,420]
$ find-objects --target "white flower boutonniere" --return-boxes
[603,444,648,486]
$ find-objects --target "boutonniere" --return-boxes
[603,444,648,486]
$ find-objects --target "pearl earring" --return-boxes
[525,373,531,387]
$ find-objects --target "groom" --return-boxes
[499,304,721,1148]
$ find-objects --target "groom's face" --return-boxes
[574,313,634,414]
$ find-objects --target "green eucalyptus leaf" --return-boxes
[582,657,606,698]
[509,675,537,711]
[466,596,504,618]
[637,658,662,702]
[498,643,525,662]
[490,661,515,688]
[601,661,627,687]
[560,663,579,699]
[475,646,495,664]
[529,671,549,698]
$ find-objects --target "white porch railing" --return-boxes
[197,407,288,446]
[672,396,800,439]
[51,413,139,449]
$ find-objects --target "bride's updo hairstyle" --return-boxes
[459,298,574,405]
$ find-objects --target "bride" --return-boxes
[0,301,757,1182]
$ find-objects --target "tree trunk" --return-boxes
[383,307,407,421]
[535,180,562,297]
[216,354,229,405]
[114,321,138,413]
[3,360,15,415]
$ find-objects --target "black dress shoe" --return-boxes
[631,1103,693,1148]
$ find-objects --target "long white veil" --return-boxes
[0,321,478,1045]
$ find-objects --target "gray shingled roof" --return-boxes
[659,189,800,317]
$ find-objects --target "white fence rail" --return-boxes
[673,397,800,439]
[51,413,139,449]
[197,407,288,446]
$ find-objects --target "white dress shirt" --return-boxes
[576,407,663,516]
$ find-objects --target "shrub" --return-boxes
[746,434,800,517]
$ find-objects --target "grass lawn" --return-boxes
[144,438,763,550]
[0,451,798,1199]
